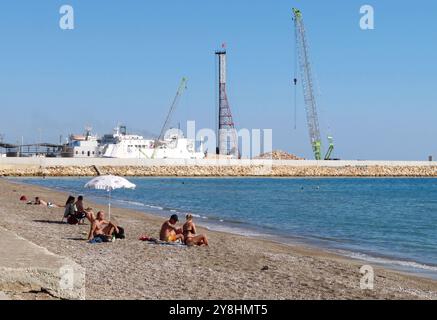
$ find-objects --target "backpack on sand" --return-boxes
[67,215,79,225]
[114,226,125,239]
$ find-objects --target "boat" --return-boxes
[101,125,205,159]
[60,128,102,158]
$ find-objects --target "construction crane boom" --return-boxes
[292,8,333,160]
[157,77,188,143]
[150,78,188,159]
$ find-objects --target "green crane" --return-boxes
[292,8,334,160]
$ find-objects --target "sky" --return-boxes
[0,0,436,160]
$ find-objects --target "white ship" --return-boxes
[101,126,205,159]
[61,128,102,158]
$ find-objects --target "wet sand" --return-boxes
[0,178,436,300]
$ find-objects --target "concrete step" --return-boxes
[0,291,10,300]
[0,226,85,300]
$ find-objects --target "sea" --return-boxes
[17,177,437,279]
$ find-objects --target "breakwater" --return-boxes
[1,158,437,177]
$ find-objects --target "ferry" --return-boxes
[61,125,205,159]
[101,126,205,159]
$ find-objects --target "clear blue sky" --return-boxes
[0,0,436,160]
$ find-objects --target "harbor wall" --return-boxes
[1,158,437,177]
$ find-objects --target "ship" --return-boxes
[61,125,205,159]
[101,125,205,159]
[60,128,102,158]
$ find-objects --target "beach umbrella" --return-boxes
[84,175,136,220]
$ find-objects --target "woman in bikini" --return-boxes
[182,214,209,246]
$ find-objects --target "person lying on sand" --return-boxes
[183,214,208,246]
[34,197,48,206]
[160,214,184,243]
[29,197,60,208]
[88,211,119,242]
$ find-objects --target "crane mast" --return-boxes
[292,8,332,160]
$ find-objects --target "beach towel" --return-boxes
[89,234,112,244]
[139,235,185,246]
[89,237,104,244]
[139,235,157,242]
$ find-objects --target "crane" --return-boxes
[151,77,188,159]
[292,8,334,160]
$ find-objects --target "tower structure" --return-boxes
[215,47,238,157]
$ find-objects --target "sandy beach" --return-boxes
[0,178,436,300]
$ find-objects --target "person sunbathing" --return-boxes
[34,197,47,206]
[160,214,184,243]
[183,214,208,246]
[88,211,119,242]
[30,197,59,208]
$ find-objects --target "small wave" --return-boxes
[148,205,164,210]
[116,200,145,207]
[344,251,437,272]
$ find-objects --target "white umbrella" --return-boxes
[84,175,136,220]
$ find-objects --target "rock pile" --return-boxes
[256,150,304,160]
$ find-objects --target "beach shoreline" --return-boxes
[13,176,437,281]
[1,178,436,300]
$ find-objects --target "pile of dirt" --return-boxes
[255,150,304,160]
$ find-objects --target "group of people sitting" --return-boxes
[160,214,208,246]
[21,194,208,246]
[63,195,125,242]
[63,195,94,224]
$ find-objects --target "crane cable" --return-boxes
[293,22,298,131]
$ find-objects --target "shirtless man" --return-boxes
[75,196,95,223]
[88,211,118,242]
[159,214,184,243]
